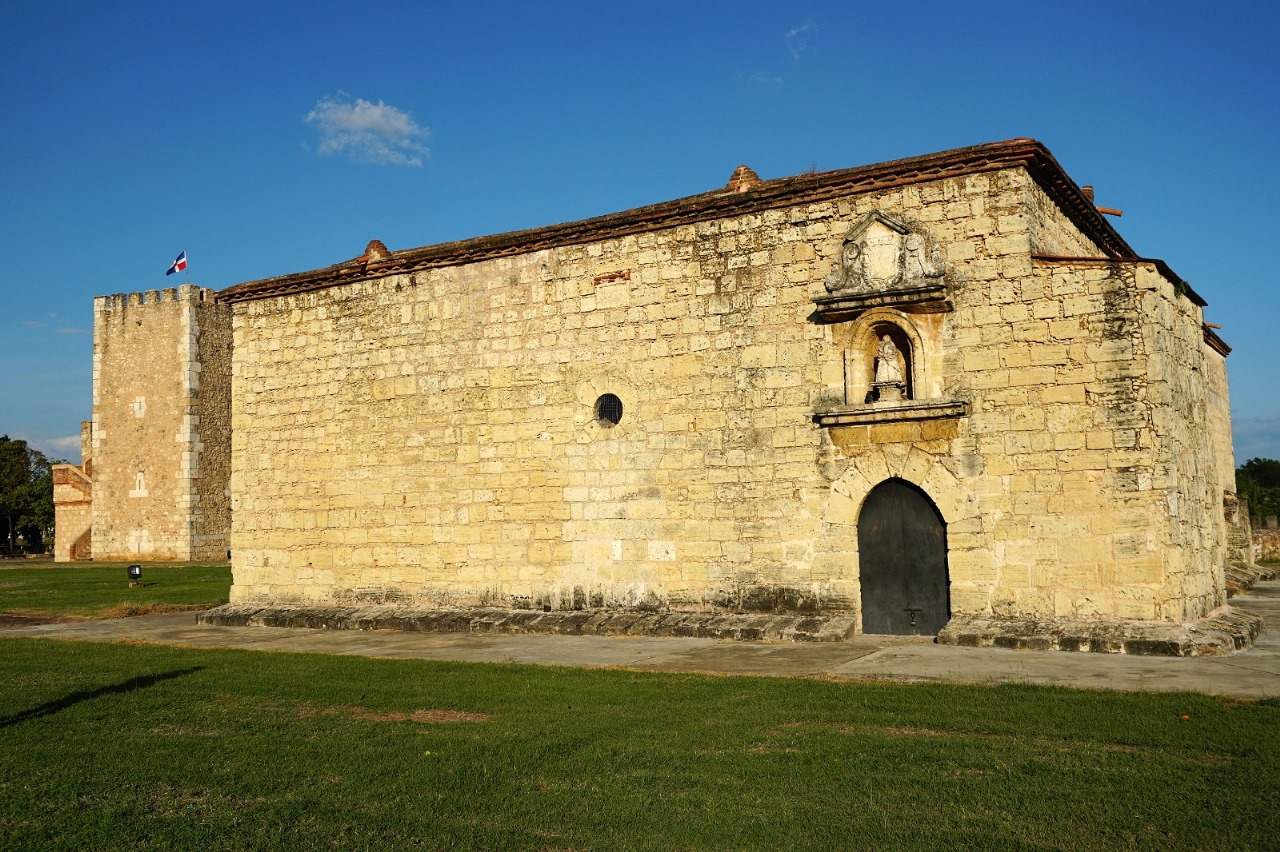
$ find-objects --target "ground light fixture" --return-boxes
[128,565,142,587]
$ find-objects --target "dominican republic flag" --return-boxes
[166,251,187,276]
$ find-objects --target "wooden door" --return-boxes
[857,479,950,635]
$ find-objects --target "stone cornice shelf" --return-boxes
[810,283,951,324]
[812,399,967,428]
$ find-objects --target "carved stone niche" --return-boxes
[811,310,967,429]
[811,211,950,324]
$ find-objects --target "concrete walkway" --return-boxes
[4,582,1279,699]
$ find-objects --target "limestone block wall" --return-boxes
[808,171,1134,625]
[1255,527,1280,561]
[92,286,231,560]
[1203,343,1251,570]
[52,465,92,561]
[1028,179,1111,256]
[1204,348,1236,499]
[225,161,1229,629]
[1225,493,1255,570]
[193,296,232,558]
[1134,264,1229,617]
[228,169,1036,610]
[819,261,1201,622]
[920,254,1225,623]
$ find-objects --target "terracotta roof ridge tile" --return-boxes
[219,139,1134,304]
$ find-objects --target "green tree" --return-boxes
[1236,458,1280,525]
[0,436,55,555]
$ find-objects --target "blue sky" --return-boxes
[2,0,1277,464]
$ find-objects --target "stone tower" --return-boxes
[90,284,231,560]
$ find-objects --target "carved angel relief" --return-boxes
[824,212,945,295]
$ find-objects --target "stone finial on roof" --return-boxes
[726,165,762,192]
[364,239,390,261]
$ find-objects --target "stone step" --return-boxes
[937,605,1261,657]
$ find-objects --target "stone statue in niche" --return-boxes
[874,335,903,384]
[824,211,945,295]
[872,334,907,403]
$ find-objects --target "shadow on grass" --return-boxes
[0,667,204,729]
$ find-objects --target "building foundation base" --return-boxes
[937,606,1261,656]
[200,602,1262,655]
[199,604,862,642]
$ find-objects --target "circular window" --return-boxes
[595,393,623,427]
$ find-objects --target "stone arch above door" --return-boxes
[813,443,983,630]
[823,443,976,530]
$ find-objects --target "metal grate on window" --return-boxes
[595,393,623,427]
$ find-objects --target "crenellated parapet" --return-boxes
[94,284,219,313]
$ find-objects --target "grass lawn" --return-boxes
[1,639,1277,850]
[0,561,231,620]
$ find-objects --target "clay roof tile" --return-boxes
[218,139,1142,304]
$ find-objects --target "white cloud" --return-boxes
[785,21,814,63]
[305,93,430,167]
[43,435,82,454]
[747,20,815,88]
[10,433,82,463]
[19,313,88,335]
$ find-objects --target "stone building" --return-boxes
[53,285,232,562]
[51,422,93,561]
[68,139,1259,649]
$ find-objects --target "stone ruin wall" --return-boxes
[91,285,231,561]
[1255,524,1280,561]
[52,473,92,561]
[51,421,93,562]
[226,165,1232,627]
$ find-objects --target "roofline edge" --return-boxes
[219,139,1137,305]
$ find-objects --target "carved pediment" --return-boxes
[824,212,945,296]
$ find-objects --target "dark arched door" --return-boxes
[857,479,950,635]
